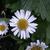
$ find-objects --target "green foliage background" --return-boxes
[0,0,50,50]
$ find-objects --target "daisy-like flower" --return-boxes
[0,21,8,35]
[9,9,38,39]
[26,40,48,50]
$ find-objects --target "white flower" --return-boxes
[0,21,8,35]
[26,40,48,50]
[9,9,38,39]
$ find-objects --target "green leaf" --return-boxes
[2,0,18,4]
[21,0,50,22]
[46,24,50,39]
[2,0,50,21]
[18,43,27,50]
[10,35,24,44]
[21,0,33,10]
[46,22,50,44]
[19,45,24,50]
[0,18,9,22]
[6,2,20,12]
[47,48,50,50]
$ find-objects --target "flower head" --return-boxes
[9,9,38,39]
[26,40,48,50]
[0,21,8,35]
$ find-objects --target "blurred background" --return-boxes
[0,0,50,50]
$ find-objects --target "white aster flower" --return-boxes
[0,21,8,35]
[9,9,38,39]
[26,40,48,50]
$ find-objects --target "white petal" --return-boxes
[41,42,48,48]
[44,46,48,48]
[21,30,26,39]
[30,27,36,32]
[0,30,6,35]
[13,29,19,36]
[18,32,21,37]
[21,31,24,39]
[29,23,38,27]
[41,42,45,46]
[36,40,40,46]
[0,31,2,35]
[26,30,30,38]
[10,19,16,23]
[28,26,36,33]
[12,16,17,19]
[20,9,25,18]
[29,23,38,29]
[12,16,18,21]
[10,18,18,23]
[2,30,8,35]
[23,31,26,39]
[25,10,31,19]
[9,22,16,27]
[26,46,31,50]
[15,10,21,19]
[37,40,40,44]
[11,27,18,32]
[28,15,37,22]
[30,42,36,47]
[27,27,33,34]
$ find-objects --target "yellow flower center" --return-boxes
[31,46,42,50]
[0,25,6,31]
[17,19,28,30]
